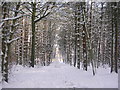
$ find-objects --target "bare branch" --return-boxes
[1,15,26,21]
[34,12,50,23]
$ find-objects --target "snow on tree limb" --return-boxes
[4,37,21,44]
[0,22,4,27]
[1,15,26,22]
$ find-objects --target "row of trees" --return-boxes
[57,2,120,75]
[0,1,119,83]
[0,2,56,82]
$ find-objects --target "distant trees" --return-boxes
[34,19,55,66]
[0,1,119,83]
[57,2,119,75]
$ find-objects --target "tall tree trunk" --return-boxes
[7,2,20,65]
[82,2,87,71]
[114,2,118,73]
[74,7,77,67]
[30,2,36,67]
[111,4,114,73]
[1,2,9,82]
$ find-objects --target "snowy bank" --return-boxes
[2,61,118,88]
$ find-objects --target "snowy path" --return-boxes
[3,61,118,88]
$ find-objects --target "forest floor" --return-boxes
[2,60,118,88]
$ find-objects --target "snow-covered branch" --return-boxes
[1,15,26,22]
[5,37,21,44]
[0,22,4,28]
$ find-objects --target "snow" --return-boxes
[2,60,118,88]
[0,83,1,90]
[0,54,2,90]
[0,22,4,28]
[5,37,20,44]
[118,69,120,90]
[2,15,25,21]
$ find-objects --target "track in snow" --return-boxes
[3,61,118,88]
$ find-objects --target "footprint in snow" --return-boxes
[65,81,75,86]
[54,65,61,68]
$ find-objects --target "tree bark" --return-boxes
[30,2,36,67]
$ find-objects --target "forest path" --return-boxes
[3,60,117,88]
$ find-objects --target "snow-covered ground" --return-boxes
[2,61,118,88]
[0,72,2,90]
[0,83,1,90]
[118,69,120,90]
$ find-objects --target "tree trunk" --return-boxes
[30,2,36,67]
[114,2,118,73]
